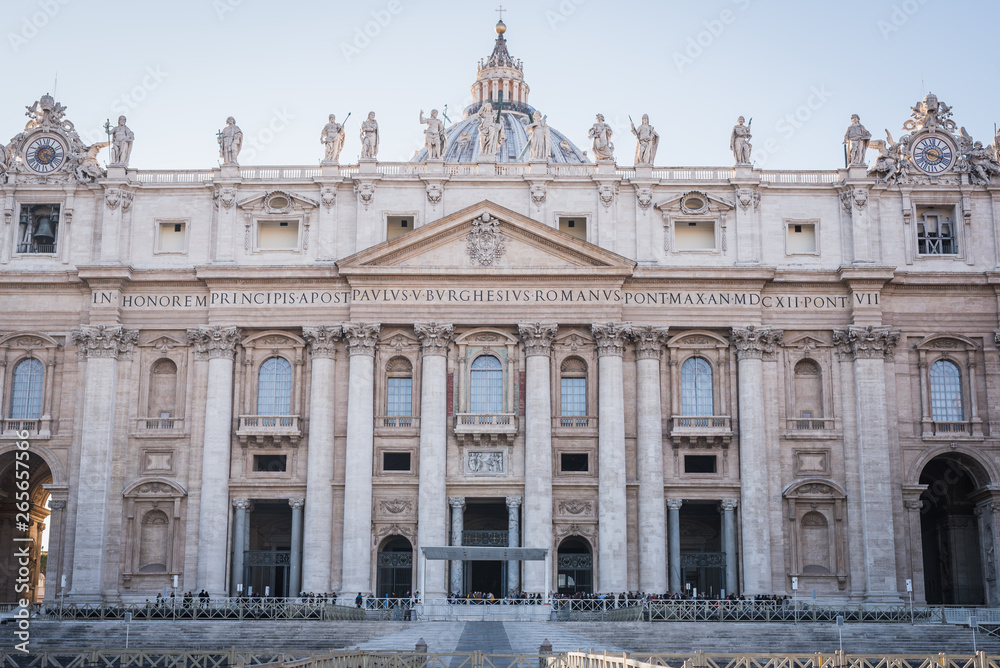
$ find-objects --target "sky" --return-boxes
[3,0,998,171]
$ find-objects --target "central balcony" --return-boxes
[131,416,186,438]
[236,415,301,446]
[667,415,733,447]
[454,413,517,444]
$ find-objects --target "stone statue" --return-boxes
[731,116,752,165]
[967,141,1000,185]
[105,115,134,167]
[73,141,110,182]
[993,128,1000,164]
[218,116,242,165]
[868,130,909,184]
[526,111,550,161]
[843,114,871,166]
[321,114,345,163]
[360,111,379,160]
[631,114,659,165]
[589,113,614,161]
[420,109,447,160]
[476,102,505,159]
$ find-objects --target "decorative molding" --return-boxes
[632,325,669,360]
[518,322,558,357]
[720,499,738,512]
[598,184,618,208]
[320,187,336,210]
[379,499,413,515]
[414,322,454,357]
[187,326,240,360]
[448,496,466,510]
[558,500,593,515]
[214,187,237,209]
[72,325,138,360]
[730,325,783,360]
[465,213,507,266]
[288,498,305,510]
[355,182,376,210]
[343,322,381,357]
[736,187,760,211]
[666,498,683,510]
[506,496,522,509]
[426,183,443,205]
[840,188,868,212]
[833,325,900,361]
[592,322,631,357]
[530,184,547,205]
[302,325,342,359]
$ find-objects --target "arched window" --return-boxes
[681,357,713,416]
[376,536,413,598]
[793,359,823,423]
[560,357,587,420]
[386,357,413,418]
[257,357,292,415]
[930,360,963,422]
[149,358,178,418]
[10,358,44,420]
[470,355,503,414]
[556,537,593,595]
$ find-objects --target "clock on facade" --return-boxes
[24,135,66,174]
[910,135,954,175]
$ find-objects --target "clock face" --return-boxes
[24,136,66,174]
[911,135,954,175]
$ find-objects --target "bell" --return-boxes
[32,216,55,245]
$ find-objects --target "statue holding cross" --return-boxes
[477,101,505,160]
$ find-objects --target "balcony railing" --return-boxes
[133,417,186,434]
[930,420,971,435]
[785,418,837,431]
[461,530,509,547]
[236,415,301,444]
[16,243,56,254]
[378,415,416,428]
[454,413,518,438]
[668,416,733,446]
[2,419,41,435]
[556,416,594,428]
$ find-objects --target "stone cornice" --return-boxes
[187,326,241,360]
[833,325,900,361]
[518,323,558,357]
[72,325,138,360]
[302,325,343,359]
[343,322,381,357]
[592,322,632,357]
[414,322,454,357]
[631,325,670,360]
[730,326,782,360]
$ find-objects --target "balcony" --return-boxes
[374,415,419,438]
[1,418,51,439]
[782,417,840,439]
[923,419,982,439]
[667,416,733,447]
[454,413,517,443]
[132,417,186,437]
[236,415,301,446]
[16,243,56,254]
[461,530,509,547]
[553,415,598,438]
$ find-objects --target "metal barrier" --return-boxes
[32,598,366,621]
[555,600,942,623]
[0,650,293,668]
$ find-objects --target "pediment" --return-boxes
[338,201,635,275]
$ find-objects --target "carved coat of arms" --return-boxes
[465,213,507,266]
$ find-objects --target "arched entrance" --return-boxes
[376,536,413,597]
[919,454,990,605]
[556,537,592,595]
[0,449,52,603]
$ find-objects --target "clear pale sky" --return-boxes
[4,0,997,170]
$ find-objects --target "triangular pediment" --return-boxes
[337,201,635,276]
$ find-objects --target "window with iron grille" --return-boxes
[929,359,963,421]
[916,210,956,255]
[470,354,503,413]
[560,377,586,416]
[387,377,412,416]
[681,356,713,416]
[257,357,292,414]
[10,358,43,419]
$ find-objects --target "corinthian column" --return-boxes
[301,325,342,593]
[68,325,138,600]
[592,322,631,593]
[518,323,557,593]
[730,325,781,595]
[833,325,901,602]
[632,325,669,594]
[415,322,453,598]
[187,325,240,596]
[340,323,380,595]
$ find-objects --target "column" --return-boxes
[518,323,557,593]
[721,499,738,595]
[632,326,669,594]
[834,326,901,601]
[340,323,380,594]
[415,323,453,599]
[667,498,682,593]
[506,496,522,594]
[231,499,249,595]
[449,496,465,595]
[44,499,67,603]
[301,325,342,593]
[592,322,630,593]
[730,325,781,595]
[69,325,138,600]
[975,499,1000,607]
[289,498,304,597]
[901,489,928,604]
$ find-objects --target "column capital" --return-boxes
[414,322,454,357]
[592,322,632,357]
[506,496,523,509]
[448,496,466,509]
[343,322,381,356]
[232,498,251,510]
[666,498,683,510]
[302,325,342,359]
[632,325,670,360]
[187,326,241,360]
[720,498,738,512]
[518,323,558,357]
[72,325,139,360]
[49,499,67,511]
[833,325,900,361]
[730,325,782,360]
[288,498,305,510]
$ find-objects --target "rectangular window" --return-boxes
[674,220,716,250]
[561,453,589,472]
[684,455,717,474]
[257,220,299,250]
[157,221,187,253]
[560,377,586,416]
[383,451,412,472]
[558,216,587,240]
[386,215,414,241]
[253,454,287,472]
[16,204,60,254]
[786,222,817,254]
[387,377,412,416]
[916,206,957,255]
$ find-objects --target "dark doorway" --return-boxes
[468,560,504,596]
[557,536,593,595]
[244,501,291,597]
[376,536,413,597]
[0,450,51,603]
[458,499,511,597]
[680,502,725,597]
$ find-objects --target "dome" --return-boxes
[413,19,590,165]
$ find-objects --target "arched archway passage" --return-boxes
[0,450,52,603]
[376,536,413,597]
[556,536,592,595]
